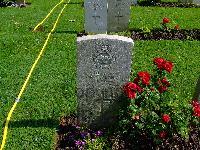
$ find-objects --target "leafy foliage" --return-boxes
[120,58,200,142]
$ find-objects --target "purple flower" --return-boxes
[75,140,86,147]
[81,141,86,145]
[80,132,87,138]
[95,130,103,137]
[74,125,80,129]
[75,140,82,146]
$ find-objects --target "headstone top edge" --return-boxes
[77,34,133,43]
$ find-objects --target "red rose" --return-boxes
[159,131,167,139]
[193,106,200,117]
[174,24,180,30]
[163,61,173,73]
[137,71,151,85]
[153,57,165,65]
[123,82,138,99]
[162,114,171,123]
[141,77,150,86]
[163,17,170,24]
[153,57,165,69]
[158,85,168,93]
[191,100,200,117]
[161,77,170,87]
[192,100,200,108]
[138,71,151,79]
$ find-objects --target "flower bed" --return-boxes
[137,1,200,8]
[130,29,200,40]
[55,58,200,149]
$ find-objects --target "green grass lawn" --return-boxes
[0,0,199,149]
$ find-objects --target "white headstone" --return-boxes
[193,0,200,5]
[77,34,134,128]
[84,0,107,33]
[107,0,131,32]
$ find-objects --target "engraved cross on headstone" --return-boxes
[92,15,101,25]
[115,12,123,23]
[108,0,131,32]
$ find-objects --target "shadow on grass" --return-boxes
[64,2,84,6]
[9,118,59,128]
[54,30,78,34]
[55,30,88,37]
[193,77,200,101]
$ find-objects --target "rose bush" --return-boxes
[119,57,200,143]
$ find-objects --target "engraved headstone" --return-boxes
[84,0,107,33]
[107,0,131,32]
[77,34,134,128]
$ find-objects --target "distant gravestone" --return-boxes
[178,0,200,5]
[193,78,200,102]
[107,0,131,32]
[84,0,131,33]
[193,0,200,5]
[77,34,134,128]
[84,0,107,33]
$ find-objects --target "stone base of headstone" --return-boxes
[77,34,134,129]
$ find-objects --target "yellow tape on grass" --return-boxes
[33,0,65,32]
[0,0,70,149]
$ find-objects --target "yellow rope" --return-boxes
[0,1,70,149]
[33,0,65,32]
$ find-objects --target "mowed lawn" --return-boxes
[0,0,199,149]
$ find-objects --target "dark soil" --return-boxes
[137,1,200,8]
[55,115,79,150]
[0,1,31,8]
[77,29,200,41]
[55,115,200,150]
[110,126,200,150]
[131,29,200,40]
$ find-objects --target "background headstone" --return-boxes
[178,0,200,5]
[193,0,200,5]
[77,34,134,128]
[107,0,131,32]
[84,0,107,33]
[193,78,200,102]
